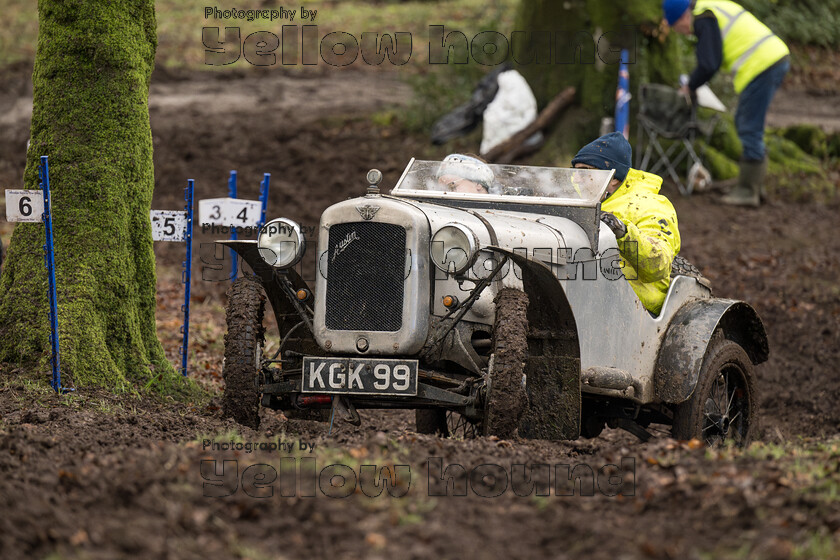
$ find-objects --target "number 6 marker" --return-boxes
[3,159,71,392]
[5,190,45,223]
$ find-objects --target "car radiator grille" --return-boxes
[325,222,406,331]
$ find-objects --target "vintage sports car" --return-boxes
[218,159,768,445]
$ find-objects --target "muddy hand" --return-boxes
[601,211,627,239]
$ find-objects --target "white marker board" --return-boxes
[5,190,45,223]
[150,210,188,242]
[198,197,261,228]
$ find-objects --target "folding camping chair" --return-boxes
[635,83,720,195]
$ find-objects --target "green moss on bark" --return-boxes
[697,111,830,195]
[514,0,683,152]
[696,142,739,180]
[704,111,742,161]
[780,124,840,160]
[0,0,180,390]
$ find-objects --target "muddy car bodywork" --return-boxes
[220,160,768,442]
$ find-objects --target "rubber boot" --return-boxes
[720,159,763,207]
[759,159,768,202]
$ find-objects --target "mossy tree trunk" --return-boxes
[0,0,176,389]
[513,0,683,152]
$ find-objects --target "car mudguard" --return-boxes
[217,240,318,351]
[655,298,769,404]
[489,247,581,440]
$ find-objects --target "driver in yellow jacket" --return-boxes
[572,132,681,315]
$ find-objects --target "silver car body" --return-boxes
[222,158,769,440]
[310,159,714,405]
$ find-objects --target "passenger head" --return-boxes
[436,154,494,194]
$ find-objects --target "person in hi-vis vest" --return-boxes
[663,0,789,207]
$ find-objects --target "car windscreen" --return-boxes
[391,159,613,207]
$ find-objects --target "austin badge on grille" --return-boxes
[356,204,380,221]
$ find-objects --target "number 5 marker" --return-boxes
[150,180,195,376]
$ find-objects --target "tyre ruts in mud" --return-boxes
[222,276,266,429]
[484,288,530,438]
[671,332,757,446]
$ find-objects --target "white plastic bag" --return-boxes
[480,70,539,154]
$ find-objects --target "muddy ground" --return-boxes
[1,63,839,559]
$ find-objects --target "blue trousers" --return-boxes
[735,57,790,162]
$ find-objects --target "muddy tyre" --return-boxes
[670,255,702,279]
[671,255,711,289]
[222,276,266,429]
[484,288,529,438]
[671,335,757,446]
[446,412,481,439]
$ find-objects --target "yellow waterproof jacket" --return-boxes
[601,168,681,315]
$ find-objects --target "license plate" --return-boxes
[301,357,418,396]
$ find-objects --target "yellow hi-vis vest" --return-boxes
[693,0,789,93]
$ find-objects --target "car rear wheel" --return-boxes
[415,410,481,439]
[415,409,446,435]
[222,276,266,429]
[671,334,757,446]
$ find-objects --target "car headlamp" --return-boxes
[430,223,479,275]
[258,218,305,268]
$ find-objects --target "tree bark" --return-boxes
[513,0,683,151]
[0,0,175,389]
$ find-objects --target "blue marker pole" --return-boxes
[258,173,270,229]
[227,170,238,280]
[40,156,64,392]
[180,179,195,376]
[615,49,631,140]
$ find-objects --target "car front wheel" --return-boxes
[415,288,529,440]
[222,276,266,429]
[484,288,529,438]
[671,334,757,446]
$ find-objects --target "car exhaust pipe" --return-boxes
[296,394,333,407]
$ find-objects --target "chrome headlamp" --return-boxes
[430,223,479,275]
[258,218,305,268]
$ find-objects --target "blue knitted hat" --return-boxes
[571,132,632,183]
[663,0,691,26]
